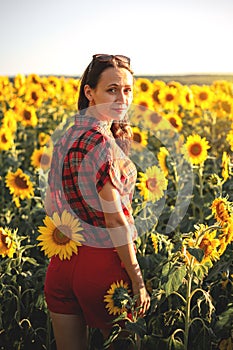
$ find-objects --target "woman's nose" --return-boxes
[116,90,126,103]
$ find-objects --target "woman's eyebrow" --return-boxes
[107,83,132,87]
[106,83,119,87]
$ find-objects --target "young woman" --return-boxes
[44,54,150,349]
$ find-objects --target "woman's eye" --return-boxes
[125,88,132,93]
[108,88,117,93]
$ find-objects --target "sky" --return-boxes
[0,0,233,76]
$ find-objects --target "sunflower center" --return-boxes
[140,82,149,92]
[190,142,202,156]
[0,231,12,251]
[166,93,174,102]
[112,287,129,308]
[52,226,71,245]
[199,92,208,101]
[32,76,40,84]
[139,102,148,111]
[23,110,32,120]
[146,177,157,191]
[1,134,7,143]
[186,93,191,103]
[221,101,231,113]
[215,202,230,223]
[152,90,160,103]
[40,154,51,166]
[199,238,209,255]
[133,132,142,143]
[0,234,7,248]
[31,91,39,101]
[150,112,162,125]
[169,117,178,128]
[14,175,29,189]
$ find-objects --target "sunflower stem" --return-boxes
[184,257,194,350]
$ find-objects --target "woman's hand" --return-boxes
[132,281,150,317]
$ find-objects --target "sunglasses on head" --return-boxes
[88,54,130,73]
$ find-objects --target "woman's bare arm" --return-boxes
[44,186,53,216]
[99,180,150,315]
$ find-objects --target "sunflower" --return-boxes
[198,229,220,263]
[26,73,41,85]
[14,73,26,89]
[220,218,233,248]
[158,86,179,111]
[178,86,195,110]
[150,87,161,107]
[212,80,232,95]
[213,93,233,119]
[0,77,13,103]
[41,76,62,100]
[2,110,17,133]
[38,132,51,147]
[208,174,222,189]
[182,134,210,165]
[37,210,85,260]
[25,83,44,107]
[219,97,233,118]
[143,111,166,131]
[157,147,169,177]
[9,98,25,119]
[211,197,232,225]
[61,78,79,108]
[47,76,62,91]
[184,225,220,265]
[164,113,183,132]
[137,165,168,203]
[131,127,148,150]
[14,77,26,96]
[31,147,52,171]
[134,77,153,94]
[221,151,230,182]
[0,127,14,151]
[133,95,155,112]
[18,105,38,127]
[151,233,158,253]
[191,84,214,109]
[0,227,17,258]
[104,280,131,316]
[5,168,34,207]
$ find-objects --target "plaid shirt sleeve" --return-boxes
[95,136,136,196]
[49,125,138,247]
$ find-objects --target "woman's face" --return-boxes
[85,67,134,121]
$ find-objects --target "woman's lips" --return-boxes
[112,108,126,113]
[112,106,127,113]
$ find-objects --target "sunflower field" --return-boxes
[0,74,233,350]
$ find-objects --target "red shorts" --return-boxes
[44,245,131,329]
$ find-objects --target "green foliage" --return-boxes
[1,74,233,349]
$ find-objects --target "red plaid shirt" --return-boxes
[48,114,137,248]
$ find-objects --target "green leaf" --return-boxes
[103,324,121,348]
[125,317,147,338]
[187,247,204,262]
[214,306,233,336]
[162,262,172,278]
[193,264,209,281]
[171,338,184,350]
[22,257,39,266]
[165,265,186,297]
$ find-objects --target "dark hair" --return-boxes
[77,57,134,155]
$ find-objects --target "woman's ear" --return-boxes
[84,84,93,102]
